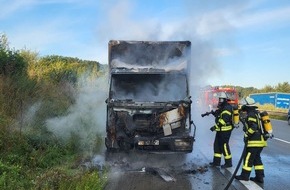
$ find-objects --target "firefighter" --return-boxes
[235,97,267,183]
[209,92,233,168]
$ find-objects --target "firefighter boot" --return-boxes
[250,177,264,183]
[209,162,220,167]
[221,158,232,168]
[235,175,249,181]
[209,157,221,167]
[235,170,250,181]
[250,170,264,183]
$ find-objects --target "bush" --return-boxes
[0,160,30,190]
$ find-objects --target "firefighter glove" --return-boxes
[264,133,273,140]
[210,126,215,132]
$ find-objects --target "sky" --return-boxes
[0,0,290,89]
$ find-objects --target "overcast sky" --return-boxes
[1,0,289,88]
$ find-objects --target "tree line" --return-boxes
[223,82,290,98]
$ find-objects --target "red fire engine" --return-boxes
[200,86,239,109]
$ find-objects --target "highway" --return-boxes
[101,112,290,190]
[193,111,290,190]
[257,119,290,190]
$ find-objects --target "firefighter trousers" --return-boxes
[240,147,264,179]
[212,131,232,165]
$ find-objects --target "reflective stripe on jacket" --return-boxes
[214,104,233,132]
[245,111,267,147]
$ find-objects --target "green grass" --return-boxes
[269,114,287,121]
[0,126,107,190]
[33,168,108,190]
[257,103,288,121]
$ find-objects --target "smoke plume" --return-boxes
[46,74,108,153]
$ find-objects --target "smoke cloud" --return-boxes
[40,0,240,168]
[95,1,232,86]
[46,74,109,153]
[42,1,232,154]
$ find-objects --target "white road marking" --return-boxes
[226,167,263,190]
[223,119,289,189]
[239,180,264,190]
[273,137,290,144]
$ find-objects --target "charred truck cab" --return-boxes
[105,40,195,153]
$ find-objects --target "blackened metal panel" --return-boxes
[108,40,191,72]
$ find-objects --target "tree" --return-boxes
[0,33,9,49]
[0,34,27,76]
[275,82,290,93]
[0,34,38,129]
[20,49,39,78]
[260,85,274,93]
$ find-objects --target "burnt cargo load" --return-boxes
[105,40,195,153]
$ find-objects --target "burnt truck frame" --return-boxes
[105,40,195,153]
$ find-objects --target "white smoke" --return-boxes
[95,1,230,86]
[46,74,109,152]
[42,0,241,167]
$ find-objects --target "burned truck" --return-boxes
[105,40,195,153]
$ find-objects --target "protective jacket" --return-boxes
[244,109,267,148]
[213,103,233,132]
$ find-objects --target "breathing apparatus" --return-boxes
[259,111,274,139]
[202,92,240,128]
[240,97,273,138]
[224,97,250,190]
[232,105,240,127]
[219,92,240,127]
[224,97,274,189]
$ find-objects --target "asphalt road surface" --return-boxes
[100,111,290,190]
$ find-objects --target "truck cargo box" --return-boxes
[105,40,195,153]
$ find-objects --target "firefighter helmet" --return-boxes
[240,97,257,110]
[218,92,228,106]
[218,92,228,99]
[240,97,255,106]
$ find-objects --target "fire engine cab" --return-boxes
[201,86,239,110]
